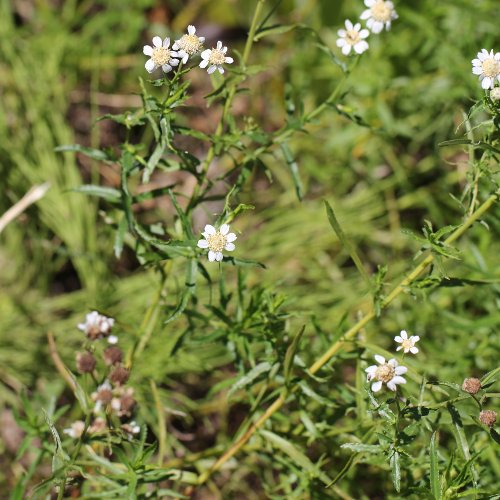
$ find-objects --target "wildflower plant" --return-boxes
[10,1,497,498]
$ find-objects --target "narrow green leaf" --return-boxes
[390,451,401,492]
[340,443,382,453]
[55,144,113,162]
[324,200,371,287]
[284,325,306,383]
[280,143,303,201]
[114,215,127,258]
[70,184,121,203]
[228,362,272,397]
[430,432,441,500]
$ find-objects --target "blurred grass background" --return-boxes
[0,0,499,496]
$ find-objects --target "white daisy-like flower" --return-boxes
[78,311,115,341]
[365,355,407,392]
[336,20,370,56]
[63,420,85,439]
[199,41,234,74]
[394,330,420,354]
[143,36,180,74]
[360,0,398,34]
[472,49,500,90]
[172,25,205,64]
[197,224,237,262]
[490,87,500,101]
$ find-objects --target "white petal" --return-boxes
[208,65,217,74]
[77,323,86,331]
[372,381,383,392]
[354,41,369,54]
[204,224,216,235]
[215,252,223,261]
[220,224,230,235]
[225,57,234,64]
[472,66,483,75]
[391,376,407,385]
[400,330,408,339]
[337,29,346,37]
[188,25,196,35]
[396,346,402,351]
[388,358,398,367]
[226,233,237,242]
[482,77,492,89]
[370,21,383,34]
[478,50,488,61]
[394,336,403,343]
[365,0,376,6]
[145,59,156,72]
[201,49,211,59]
[172,42,179,50]
[152,36,162,48]
[182,53,189,64]
[410,347,419,354]
[162,64,172,73]
[354,23,361,31]
[218,67,224,74]
[365,365,377,376]
[163,37,170,48]
[395,366,407,375]
[342,44,351,55]
[108,335,118,345]
[143,45,153,56]
[199,59,208,68]
[360,10,371,20]
[225,242,235,251]
[336,39,346,48]
[345,19,353,30]
[208,251,216,262]
[199,37,205,42]
[216,41,222,50]
[170,58,179,66]
[374,355,385,365]
[411,336,420,342]
[197,239,209,248]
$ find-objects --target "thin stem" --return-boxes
[197,193,498,484]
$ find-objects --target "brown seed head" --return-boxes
[103,346,123,366]
[109,366,130,386]
[76,352,96,374]
[479,410,497,427]
[462,377,481,394]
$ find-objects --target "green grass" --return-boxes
[0,0,499,498]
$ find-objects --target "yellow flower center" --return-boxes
[482,58,500,78]
[401,339,413,350]
[178,34,203,55]
[371,1,392,22]
[345,29,361,45]
[152,47,172,66]
[375,363,395,383]
[206,232,227,252]
[208,49,226,66]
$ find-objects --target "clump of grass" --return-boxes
[1,0,499,498]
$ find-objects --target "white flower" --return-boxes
[197,224,237,262]
[490,87,500,101]
[63,420,85,439]
[394,330,420,354]
[200,41,234,74]
[172,25,205,64]
[472,49,500,90]
[78,311,115,341]
[365,355,407,392]
[122,421,141,440]
[360,0,398,34]
[143,36,180,74]
[336,20,370,56]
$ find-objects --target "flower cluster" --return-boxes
[337,0,398,56]
[365,329,420,392]
[64,314,140,441]
[471,49,500,100]
[143,25,233,75]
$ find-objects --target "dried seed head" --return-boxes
[76,351,96,373]
[118,389,137,417]
[462,377,481,394]
[479,410,497,427]
[94,387,113,405]
[103,346,123,366]
[109,366,130,386]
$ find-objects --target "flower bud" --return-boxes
[103,346,123,366]
[109,365,130,386]
[76,352,96,374]
[479,410,497,428]
[462,377,481,394]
